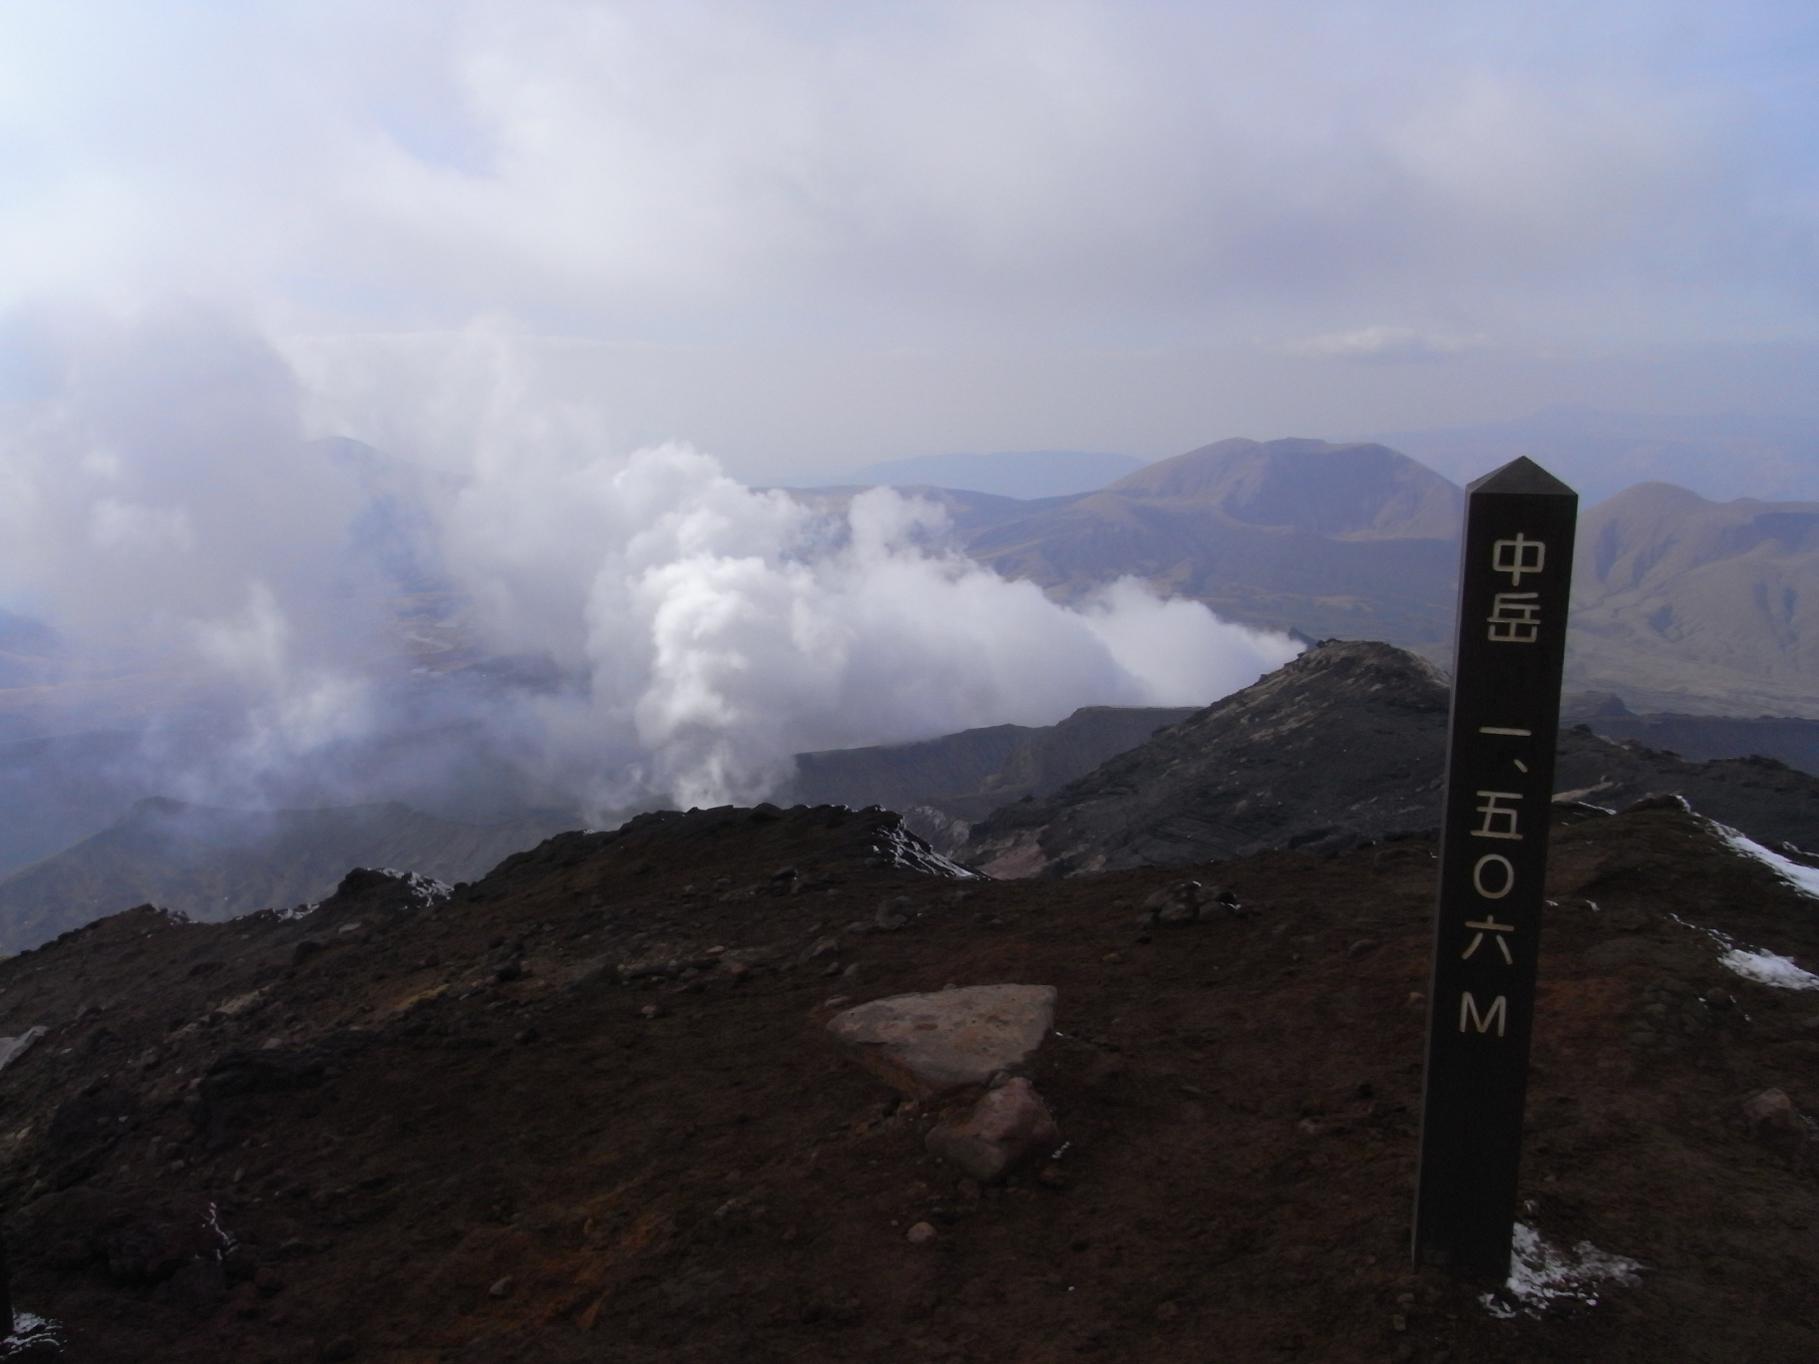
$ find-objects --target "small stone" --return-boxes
[639,1004,664,1020]
[1102,951,1126,965]
[1347,939,1380,959]
[1142,880,1203,928]
[905,1221,937,1245]
[926,1077,1060,1182]
[1742,1087,1797,1132]
[493,959,525,984]
[515,1027,539,1045]
[489,1275,514,1298]
[1407,992,1425,1009]
[1036,1163,1068,1188]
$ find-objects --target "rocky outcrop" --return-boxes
[825,985,1056,1099]
[963,640,1819,876]
[924,1077,1060,1182]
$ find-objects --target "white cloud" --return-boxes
[0,4,1808,345]
[1283,326,1492,363]
[0,3,1815,467]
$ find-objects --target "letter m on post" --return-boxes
[1458,992,1507,1037]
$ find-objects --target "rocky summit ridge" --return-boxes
[962,640,1819,876]
[1,797,1818,1361]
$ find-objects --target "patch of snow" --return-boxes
[4,1310,64,1351]
[1720,948,1819,991]
[154,906,192,924]
[374,868,454,907]
[1670,911,1819,993]
[0,1025,46,1073]
[871,825,982,879]
[1708,821,1819,900]
[270,902,319,921]
[1480,1222,1643,1319]
[205,1201,238,1260]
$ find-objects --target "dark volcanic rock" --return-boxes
[963,640,1819,876]
[4,795,1819,1362]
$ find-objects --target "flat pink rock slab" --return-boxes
[827,984,1056,1098]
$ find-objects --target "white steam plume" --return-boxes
[2,308,1300,820]
[0,304,384,800]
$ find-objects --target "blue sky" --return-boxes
[2,0,1816,474]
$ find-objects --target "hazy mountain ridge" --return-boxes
[1567,483,1819,715]
[0,798,568,954]
[1102,437,1463,539]
[824,449,1145,499]
[916,436,1819,716]
[783,704,1201,841]
[956,439,1465,643]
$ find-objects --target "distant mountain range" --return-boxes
[958,438,1465,643]
[868,437,1819,718]
[1566,482,1819,715]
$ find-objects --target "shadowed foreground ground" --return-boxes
[1,802,1815,1362]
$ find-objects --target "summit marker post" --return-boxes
[1413,456,1577,1279]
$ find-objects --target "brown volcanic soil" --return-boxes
[2,803,1818,1362]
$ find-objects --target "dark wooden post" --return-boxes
[1,1223,11,1339]
[1412,456,1577,1279]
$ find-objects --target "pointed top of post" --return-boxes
[1466,456,1576,500]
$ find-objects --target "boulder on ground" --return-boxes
[1140,880,1203,927]
[826,985,1056,1099]
[925,1078,1060,1182]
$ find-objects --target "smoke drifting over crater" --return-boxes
[0,307,1298,824]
